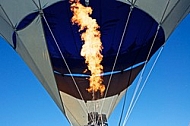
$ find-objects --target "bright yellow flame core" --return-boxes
[70,0,105,96]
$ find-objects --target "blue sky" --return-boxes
[0,14,190,126]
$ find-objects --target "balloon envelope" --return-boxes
[0,0,190,125]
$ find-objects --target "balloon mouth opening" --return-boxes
[13,0,165,101]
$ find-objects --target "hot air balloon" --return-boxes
[0,0,190,125]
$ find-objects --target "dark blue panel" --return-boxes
[15,0,165,74]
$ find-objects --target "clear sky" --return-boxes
[0,14,190,126]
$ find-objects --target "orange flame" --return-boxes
[70,0,105,97]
